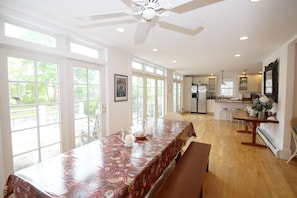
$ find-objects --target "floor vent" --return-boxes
[256,127,280,157]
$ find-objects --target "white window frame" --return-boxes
[70,60,105,147]
[220,78,235,97]
[131,60,166,125]
[4,22,57,48]
[173,73,183,113]
[0,17,108,193]
[0,49,64,175]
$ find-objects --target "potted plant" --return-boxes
[251,95,273,119]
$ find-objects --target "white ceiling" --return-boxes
[1,0,297,75]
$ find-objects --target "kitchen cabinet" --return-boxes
[248,74,262,92]
[207,76,217,98]
[238,74,262,92]
[207,99,215,113]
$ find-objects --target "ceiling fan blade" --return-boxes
[161,12,202,30]
[77,11,129,22]
[121,0,134,7]
[168,0,194,9]
[172,0,223,13]
[78,18,137,28]
[134,21,152,43]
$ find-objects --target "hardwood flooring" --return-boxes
[182,113,297,198]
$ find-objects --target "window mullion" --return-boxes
[34,60,42,163]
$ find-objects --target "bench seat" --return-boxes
[155,142,211,198]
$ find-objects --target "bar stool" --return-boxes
[231,108,242,127]
[219,107,228,121]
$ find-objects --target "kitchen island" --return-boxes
[214,100,252,121]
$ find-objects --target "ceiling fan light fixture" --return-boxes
[142,8,156,21]
[116,27,125,32]
[240,36,248,40]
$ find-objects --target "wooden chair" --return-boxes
[163,112,184,121]
[287,117,297,163]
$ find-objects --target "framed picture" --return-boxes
[114,74,128,102]
[239,76,248,91]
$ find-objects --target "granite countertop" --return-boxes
[215,99,252,104]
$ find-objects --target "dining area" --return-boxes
[3,118,196,197]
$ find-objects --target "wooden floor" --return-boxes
[182,113,297,198]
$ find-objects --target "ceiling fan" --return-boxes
[77,0,216,43]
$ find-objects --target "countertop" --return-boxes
[215,100,252,104]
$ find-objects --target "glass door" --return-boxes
[70,61,105,147]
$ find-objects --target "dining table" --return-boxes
[232,110,279,147]
[3,119,195,198]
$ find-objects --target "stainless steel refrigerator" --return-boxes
[191,84,207,113]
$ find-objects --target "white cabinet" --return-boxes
[238,74,262,92]
[207,76,217,98]
[247,74,262,92]
[207,99,215,113]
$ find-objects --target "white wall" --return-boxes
[0,122,4,194]
[183,76,192,112]
[166,69,174,113]
[260,36,297,159]
[106,47,132,134]
[291,43,297,153]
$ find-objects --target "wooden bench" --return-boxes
[155,142,211,198]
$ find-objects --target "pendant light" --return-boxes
[243,69,247,77]
[221,70,225,85]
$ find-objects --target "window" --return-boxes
[220,80,234,96]
[173,73,182,112]
[70,42,99,59]
[173,82,181,112]
[131,60,166,124]
[132,61,142,70]
[5,23,56,48]
[147,78,156,118]
[131,60,166,76]
[8,57,61,171]
[145,66,154,73]
[1,19,107,178]
[132,76,144,124]
[132,75,164,125]
[157,80,165,118]
[73,67,102,146]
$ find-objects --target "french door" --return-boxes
[0,50,62,172]
[0,50,105,174]
[71,61,105,147]
[132,74,165,125]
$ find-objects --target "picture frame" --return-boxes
[264,59,279,103]
[239,76,248,91]
[114,74,128,102]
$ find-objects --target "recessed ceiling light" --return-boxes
[152,48,158,52]
[172,60,177,63]
[116,27,125,32]
[235,54,241,57]
[240,36,249,40]
[250,0,260,2]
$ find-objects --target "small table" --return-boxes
[232,110,279,147]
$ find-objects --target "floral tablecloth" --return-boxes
[3,119,195,198]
